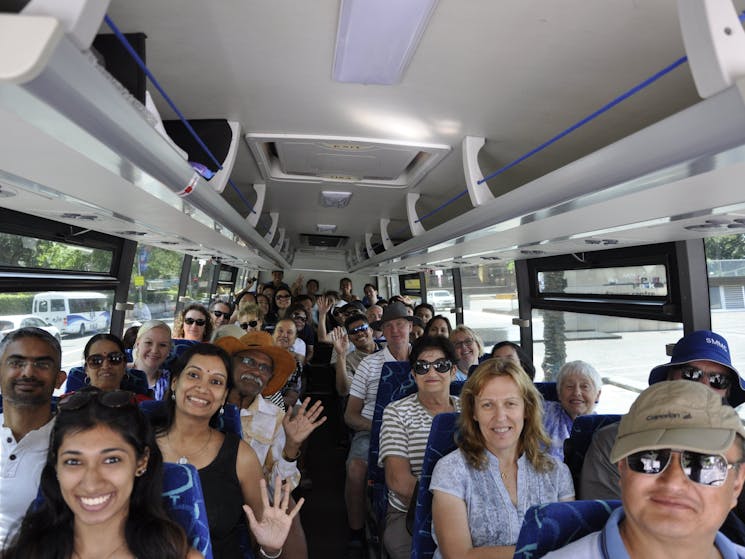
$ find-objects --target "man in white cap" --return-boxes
[343,301,415,552]
[546,381,745,558]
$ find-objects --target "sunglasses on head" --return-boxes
[348,323,370,335]
[184,317,206,326]
[212,310,229,318]
[626,448,739,487]
[240,320,259,330]
[413,358,453,375]
[678,365,732,390]
[59,388,136,411]
[85,352,125,369]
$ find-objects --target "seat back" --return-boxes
[563,414,622,491]
[162,462,213,559]
[449,380,465,396]
[367,360,415,529]
[534,381,558,401]
[163,338,199,372]
[140,400,243,437]
[513,500,622,558]
[410,412,459,559]
[65,366,151,395]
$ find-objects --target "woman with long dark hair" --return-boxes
[151,343,301,558]
[1,386,200,559]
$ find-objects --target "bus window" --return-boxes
[126,244,183,330]
[424,270,456,327]
[533,309,682,414]
[706,234,745,375]
[183,258,217,306]
[0,232,113,273]
[461,262,519,353]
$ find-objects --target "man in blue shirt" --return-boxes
[546,381,745,558]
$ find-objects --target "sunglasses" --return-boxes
[240,320,259,330]
[276,295,291,300]
[85,352,125,369]
[348,323,370,336]
[626,448,739,487]
[291,313,307,322]
[678,365,732,390]
[184,317,207,326]
[413,358,453,375]
[212,310,229,318]
[59,388,136,411]
[237,356,273,376]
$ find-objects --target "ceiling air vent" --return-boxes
[246,133,450,189]
[300,233,349,248]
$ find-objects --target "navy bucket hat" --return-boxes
[648,330,745,406]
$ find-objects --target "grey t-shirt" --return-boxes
[579,423,620,500]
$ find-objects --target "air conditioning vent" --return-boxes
[246,134,450,189]
[300,233,349,248]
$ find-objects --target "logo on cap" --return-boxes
[706,336,729,353]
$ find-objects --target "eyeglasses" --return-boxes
[240,320,259,330]
[212,310,229,318]
[348,323,370,336]
[291,313,307,322]
[413,359,453,375]
[59,389,136,411]
[626,448,740,487]
[454,338,474,349]
[85,352,125,369]
[237,356,273,376]
[678,365,732,390]
[184,317,207,326]
[5,357,56,371]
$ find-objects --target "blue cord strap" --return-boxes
[103,15,256,216]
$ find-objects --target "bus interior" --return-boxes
[3,0,745,557]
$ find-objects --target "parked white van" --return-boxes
[32,292,110,337]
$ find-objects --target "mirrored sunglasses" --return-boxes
[85,352,125,369]
[291,313,307,322]
[413,358,453,375]
[679,365,732,390]
[348,323,370,335]
[626,448,739,487]
[184,317,207,326]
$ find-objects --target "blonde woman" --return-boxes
[133,320,173,400]
[449,325,484,380]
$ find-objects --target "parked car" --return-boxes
[0,314,62,342]
[427,290,455,312]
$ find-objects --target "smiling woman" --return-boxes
[0,387,199,559]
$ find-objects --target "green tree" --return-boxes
[541,271,567,380]
[705,235,745,260]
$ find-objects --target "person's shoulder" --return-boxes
[541,531,602,557]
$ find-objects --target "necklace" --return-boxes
[167,429,213,465]
[73,540,127,559]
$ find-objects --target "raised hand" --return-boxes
[283,397,326,447]
[316,294,332,315]
[243,477,304,555]
[330,326,348,354]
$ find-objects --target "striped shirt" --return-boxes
[349,346,406,421]
[379,393,461,511]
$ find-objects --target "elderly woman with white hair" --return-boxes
[543,360,602,460]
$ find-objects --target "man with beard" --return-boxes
[0,328,66,541]
[217,331,326,559]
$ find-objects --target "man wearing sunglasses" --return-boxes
[0,327,66,542]
[581,330,745,504]
[545,381,745,558]
[330,314,382,397]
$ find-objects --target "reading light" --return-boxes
[320,191,352,208]
[333,0,439,85]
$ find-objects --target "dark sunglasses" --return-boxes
[184,317,207,326]
[348,323,370,335]
[85,352,125,369]
[59,388,136,411]
[413,358,453,375]
[678,365,732,390]
[626,448,739,487]
[240,320,259,330]
[276,294,291,300]
[291,313,307,322]
[212,310,229,318]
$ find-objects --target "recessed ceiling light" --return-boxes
[317,224,338,233]
[320,191,352,208]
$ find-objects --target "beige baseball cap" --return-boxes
[610,380,745,463]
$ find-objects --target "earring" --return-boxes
[171,392,176,401]
[219,405,225,416]
[135,468,146,477]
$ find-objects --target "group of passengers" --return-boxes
[4,267,745,559]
